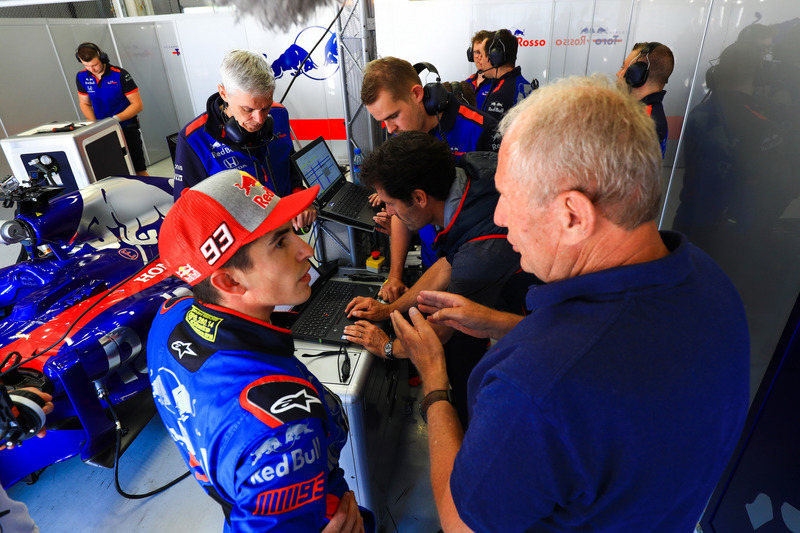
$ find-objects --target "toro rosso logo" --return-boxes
[512,28,546,48]
[576,26,624,45]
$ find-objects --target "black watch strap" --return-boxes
[420,389,453,423]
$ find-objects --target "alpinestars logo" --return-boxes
[241,375,327,428]
[271,389,322,414]
[170,340,197,359]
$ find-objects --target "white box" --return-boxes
[1,118,134,192]
[295,339,409,525]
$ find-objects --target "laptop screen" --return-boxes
[292,137,343,194]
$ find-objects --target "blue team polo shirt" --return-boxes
[76,64,139,128]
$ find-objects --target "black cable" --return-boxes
[104,391,191,499]
[435,105,450,149]
[279,2,346,104]
[480,74,499,112]
[338,345,350,383]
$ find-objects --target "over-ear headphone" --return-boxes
[624,42,661,88]
[488,31,507,69]
[223,110,275,148]
[466,47,474,63]
[75,42,109,65]
[413,62,449,115]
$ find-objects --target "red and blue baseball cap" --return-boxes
[159,169,319,285]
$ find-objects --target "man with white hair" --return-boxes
[392,75,750,531]
[173,49,315,230]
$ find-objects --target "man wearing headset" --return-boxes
[465,30,493,93]
[360,57,500,303]
[173,49,316,231]
[617,42,675,157]
[475,29,537,120]
[75,42,149,176]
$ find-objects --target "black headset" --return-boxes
[222,111,275,148]
[221,103,276,185]
[413,62,450,115]
[488,31,507,69]
[623,42,662,88]
[466,47,474,63]
[75,42,109,64]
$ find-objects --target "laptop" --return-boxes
[273,261,381,345]
[291,136,378,231]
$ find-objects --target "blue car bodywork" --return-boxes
[0,175,189,486]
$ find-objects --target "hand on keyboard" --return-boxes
[345,296,391,321]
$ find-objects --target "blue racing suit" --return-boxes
[148,297,350,532]
[173,93,303,200]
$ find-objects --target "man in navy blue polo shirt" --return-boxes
[75,42,148,176]
[392,75,749,532]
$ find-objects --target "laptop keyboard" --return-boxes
[292,280,361,338]
[329,186,371,218]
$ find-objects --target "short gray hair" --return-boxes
[498,74,662,229]
[219,49,276,98]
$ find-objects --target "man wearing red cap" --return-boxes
[148,169,363,533]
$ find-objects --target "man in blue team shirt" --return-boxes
[148,169,363,532]
[475,29,537,120]
[76,42,149,176]
[173,49,315,231]
[360,56,500,302]
[617,41,675,158]
[392,75,750,532]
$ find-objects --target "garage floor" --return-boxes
[2,158,441,532]
[6,386,440,532]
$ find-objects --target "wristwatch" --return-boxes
[420,389,453,423]
[383,339,396,360]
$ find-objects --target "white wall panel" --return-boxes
[173,13,247,116]
[155,20,196,127]
[0,20,82,176]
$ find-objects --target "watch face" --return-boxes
[384,341,392,356]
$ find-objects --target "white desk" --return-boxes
[294,339,408,524]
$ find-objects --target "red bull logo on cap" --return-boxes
[235,172,260,196]
[177,264,202,284]
[233,172,278,210]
